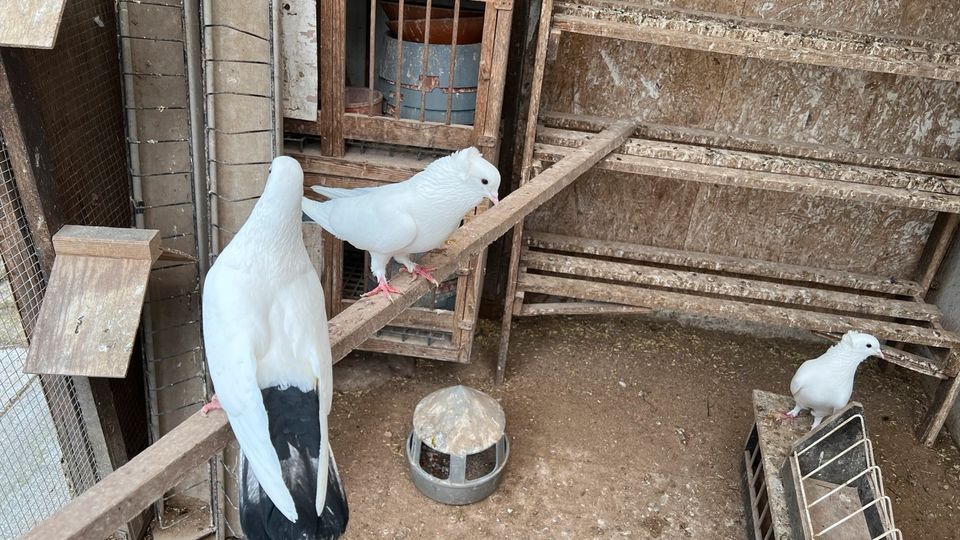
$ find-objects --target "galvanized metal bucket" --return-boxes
[376,34,481,124]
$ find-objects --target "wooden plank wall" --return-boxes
[532,0,960,279]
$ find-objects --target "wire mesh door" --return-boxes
[0,132,101,537]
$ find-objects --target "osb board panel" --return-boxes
[542,36,730,127]
[682,185,935,276]
[712,59,960,160]
[280,0,319,120]
[538,31,960,277]
[0,0,68,49]
[527,170,701,249]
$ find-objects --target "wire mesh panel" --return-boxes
[0,132,100,538]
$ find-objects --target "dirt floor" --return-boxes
[329,315,960,539]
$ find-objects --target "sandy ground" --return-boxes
[329,315,960,539]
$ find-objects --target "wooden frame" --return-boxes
[496,0,960,446]
[285,0,515,364]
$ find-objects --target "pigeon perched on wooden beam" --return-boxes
[200,156,347,538]
[302,146,501,298]
[779,330,884,429]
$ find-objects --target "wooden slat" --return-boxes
[812,331,947,379]
[525,231,924,296]
[540,111,960,178]
[522,250,942,322]
[287,114,476,151]
[319,0,345,156]
[517,273,960,348]
[328,119,638,360]
[916,213,960,292]
[357,336,463,363]
[519,301,649,316]
[552,0,960,83]
[340,300,455,331]
[539,127,960,196]
[20,410,234,540]
[53,225,161,261]
[536,143,960,213]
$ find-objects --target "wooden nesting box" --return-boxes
[497,0,960,447]
[284,0,514,363]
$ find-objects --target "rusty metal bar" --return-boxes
[394,0,405,119]
[419,0,433,122]
[445,0,461,125]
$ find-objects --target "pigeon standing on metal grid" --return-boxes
[200,156,347,539]
[779,330,884,430]
[301,147,501,298]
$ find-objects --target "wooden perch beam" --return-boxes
[552,0,960,82]
[25,118,638,539]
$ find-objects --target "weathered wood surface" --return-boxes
[0,0,68,49]
[521,249,942,322]
[52,225,161,261]
[319,0,345,156]
[916,213,960,292]
[535,143,960,213]
[519,301,649,316]
[517,273,960,348]
[539,127,960,196]
[285,114,475,151]
[20,410,234,540]
[23,227,162,378]
[552,1,960,82]
[812,330,947,379]
[524,231,924,296]
[540,112,960,178]
[280,0,318,120]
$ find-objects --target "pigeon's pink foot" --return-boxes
[776,410,798,421]
[403,264,439,286]
[362,278,400,299]
[200,394,222,416]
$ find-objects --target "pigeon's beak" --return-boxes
[487,191,500,206]
[874,348,885,359]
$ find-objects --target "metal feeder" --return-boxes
[405,385,509,505]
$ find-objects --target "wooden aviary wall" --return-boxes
[284,0,515,364]
[498,0,960,447]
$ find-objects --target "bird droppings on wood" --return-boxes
[328,315,960,539]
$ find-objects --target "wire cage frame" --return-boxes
[781,410,901,540]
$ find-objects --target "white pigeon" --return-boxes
[200,156,341,530]
[779,330,884,429]
[302,146,501,298]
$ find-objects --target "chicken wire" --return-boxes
[0,133,101,538]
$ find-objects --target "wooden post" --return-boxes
[916,212,960,294]
[919,352,960,447]
[496,0,554,383]
[319,0,346,156]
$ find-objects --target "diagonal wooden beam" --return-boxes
[24,118,638,539]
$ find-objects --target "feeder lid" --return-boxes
[413,385,505,456]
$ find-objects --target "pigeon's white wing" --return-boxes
[203,264,298,522]
[303,194,418,254]
[311,182,406,199]
[277,262,334,516]
[790,358,818,398]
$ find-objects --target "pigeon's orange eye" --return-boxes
[481,179,489,185]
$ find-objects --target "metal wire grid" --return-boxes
[0,134,100,537]
[117,0,217,534]
[792,414,901,539]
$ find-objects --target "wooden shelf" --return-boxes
[534,116,960,213]
[552,0,960,82]
[518,232,958,378]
